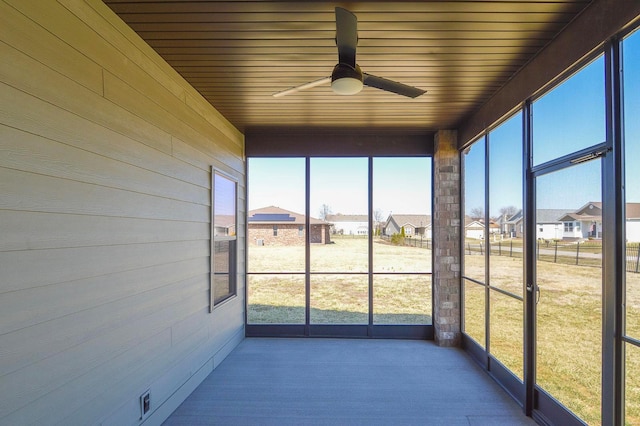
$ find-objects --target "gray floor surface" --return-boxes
[163,338,537,425]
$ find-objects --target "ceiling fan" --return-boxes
[273,7,426,99]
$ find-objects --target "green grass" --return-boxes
[247,236,640,425]
[248,273,432,325]
[465,254,640,425]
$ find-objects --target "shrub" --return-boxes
[391,232,404,245]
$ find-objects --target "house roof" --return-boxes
[556,202,640,222]
[387,214,431,228]
[558,213,600,222]
[214,214,236,228]
[505,210,523,224]
[628,203,640,219]
[536,209,571,223]
[325,214,368,223]
[248,206,328,225]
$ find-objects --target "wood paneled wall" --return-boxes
[0,0,245,424]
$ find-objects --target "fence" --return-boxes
[379,235,432,250]
[465,240,640,273]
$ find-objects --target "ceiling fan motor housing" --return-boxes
[331,63,364,95]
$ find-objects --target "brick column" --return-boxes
[433,130,461,347]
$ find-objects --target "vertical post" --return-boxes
[554,241,558,263]
[523,100,536,417]
[635,244,639,274]
[305,157,311,336]
[602,39,625,426]
[368,157,373,335]
[576,242,580,265]
[433,130,461,347]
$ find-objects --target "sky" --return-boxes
[248,29,640,220]
[465,29,640,215]
[248,157,431,219]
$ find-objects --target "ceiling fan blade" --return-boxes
[335,7,357,67]
[272,77,331,98]
[363,74,426,98]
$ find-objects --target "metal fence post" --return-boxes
[554,241,558,263]
[635,243,640,274]
[576,241,580,265]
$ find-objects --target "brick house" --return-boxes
[248,206,331,245]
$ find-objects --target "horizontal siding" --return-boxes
[0,0,245,425]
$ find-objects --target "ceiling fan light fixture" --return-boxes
[331,63,363,95]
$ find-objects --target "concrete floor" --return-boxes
[163,338,537,425]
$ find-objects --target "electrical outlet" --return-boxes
[139,390,151,420]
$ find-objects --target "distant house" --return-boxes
[213,215,236,237]
[503,203,640,241]
[503,210,523,238]
[247,206,331,245]
[628,204,640,242]
[464,217,500,239]
[534,209,568,240]
[385,214,432,238]
[325,213,369,235]
[558,202,602,239]
[557,202,640,241]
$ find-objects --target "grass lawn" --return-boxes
[465,254,640,425]
[247,237,432,325]
[247,236,639,425]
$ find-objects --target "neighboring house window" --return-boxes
[211,169,237,310]
[273,225,278,236]
[564,222,574,232]
[539,227,543,233]
[298,225,303,236]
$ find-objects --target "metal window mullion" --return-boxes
[305,157,311,335]
[602,39,626,426]
[460,150,467,334]
[484,133,491,366]
[523,99,537,417]
[368,157,374,333]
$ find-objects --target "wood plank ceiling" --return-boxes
[105,0,592,134]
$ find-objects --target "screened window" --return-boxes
[211,170,237,308]
[623,28,640,424]
[247,157,432,330]
[463,137,486,348]
[532,56,605,165]
[488,112,524,379]
[246,158,306,324]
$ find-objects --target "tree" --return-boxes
[470,207,484,221]
[373,208,385,223]
[319,204,332,221]
[373,208,385,235]
[499,205,519,218]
